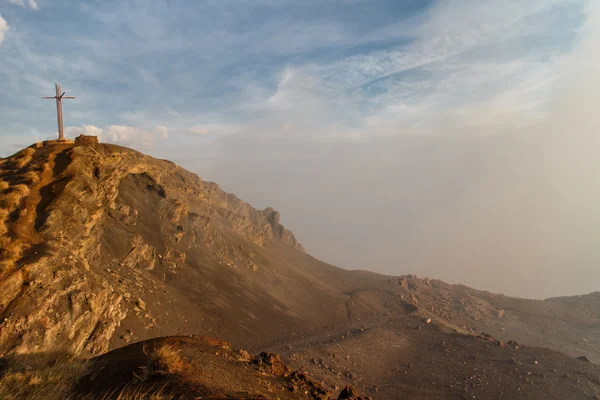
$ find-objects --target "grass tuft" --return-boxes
[11,148,35,169]
[0,353,88,400]
[0,184,30,209]
[137,344,184,381]
[75,383,176,400]
[0,209,9,237]
[0,352,177,400]
[23,171,40,186]
[97,385,175,400]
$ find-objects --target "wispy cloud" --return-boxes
[0,14,8,44]
[6,0,25,7]
[6,0,39,10]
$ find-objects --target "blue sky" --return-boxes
[1,0,599,298]
[0,0,433,148]
[0,0,587,151]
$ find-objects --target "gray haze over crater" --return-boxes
[177,4,600,300]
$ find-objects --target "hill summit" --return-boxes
[0,142,326,356]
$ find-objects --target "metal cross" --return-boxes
[42,83,76,141]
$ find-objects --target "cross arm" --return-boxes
[62,96,76,99]
[41,96,57,99]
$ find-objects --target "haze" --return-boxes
[1,0,599,299]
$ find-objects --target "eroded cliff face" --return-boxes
[0,143,309,356]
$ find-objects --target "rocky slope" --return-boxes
[0,143,321,357]
[390,275,600,363]
[268,279,600,399]
[0,141,599,399]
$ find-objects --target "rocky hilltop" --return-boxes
[0,143,310,356]
[0,141,599,399]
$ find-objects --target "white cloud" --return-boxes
[7,0,39,10]
[68,125,102,137]
[185,121,241,137]
[155,125,169,140]
[0,14,8,45]
[291,0,579,119]
[187,0,581,148]
[65,124,170,148]
[190,127,209,135]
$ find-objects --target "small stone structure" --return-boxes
[75,135,99,145]
[30,135,98,150]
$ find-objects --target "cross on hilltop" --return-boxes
[42,83,76,141]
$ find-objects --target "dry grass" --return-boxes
[77,344,183,399]
[0,353,88,400]
[0,184,30,209]
[23,171,40,186]
[0,184,32,273]
[82,385,176,400]
[0,352,177,400]
[0,181,8,191]
[0,208,9,237]
[11,148,35,169]
[0,239,26,275]
[140,344,184,380]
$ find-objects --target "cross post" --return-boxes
[42,83,76,141]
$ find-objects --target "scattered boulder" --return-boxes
[39,316,51,328]
[236,349,251,362]
[136,299,147,311]
[398,277,409,289]
[120,330,133,343]
[337,385,370,400]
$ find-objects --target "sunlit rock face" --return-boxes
[0,143,316,356]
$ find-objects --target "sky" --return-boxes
[1,0,599,299]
